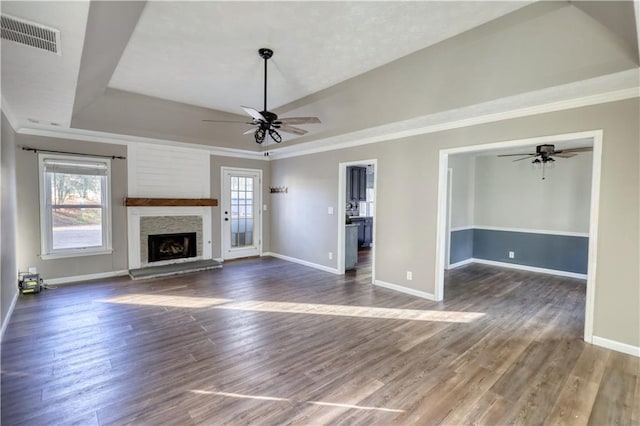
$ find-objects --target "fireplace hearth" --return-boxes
[148,232,197,263]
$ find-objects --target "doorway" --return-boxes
[337,159,377,281]
[435,130,603,343]
[221,167,262,260]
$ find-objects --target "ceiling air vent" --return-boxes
[1,14,60,55]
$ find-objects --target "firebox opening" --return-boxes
[148,232,197,263]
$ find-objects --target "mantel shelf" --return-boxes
[124,197,218,207]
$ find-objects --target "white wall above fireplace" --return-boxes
[127,142,210,198]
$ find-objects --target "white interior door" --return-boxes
[222,168,261,260]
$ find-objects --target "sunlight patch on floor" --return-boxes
[189,390,405,413]
[100,294,485,323]
[100,294,229,308]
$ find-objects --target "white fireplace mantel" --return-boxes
[127,206,212,269]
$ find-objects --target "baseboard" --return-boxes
[374,279,437,301]
[471,258,587,280]
[592,336,640,357]
[45,270,129,285]
[447,258,474,270]
[262,252,340,275]
[1,290,19,342]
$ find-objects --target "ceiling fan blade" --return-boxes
[512,154,538,162]
[241,106,267,122]
[276,117,321,125]
[559,146,593,153]
[278,125,308,135]
[202,119,253,123]
[497,153,535,157]
[553,152,576,158]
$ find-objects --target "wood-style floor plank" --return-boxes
[1,256,638,425]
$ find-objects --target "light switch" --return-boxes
[328,207,334,215]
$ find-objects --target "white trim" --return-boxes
[592,336,640,358]
[1,291,19,342]
[44,269,129,285]
[127,206,213,269]
[584,130,603,342]
[374,279,437,301]
[434,150,449,301]
[268,82,639,160]
[444,130,599,156]
[471,258,587,280]
[263,252,340,275]
[450,225,474,232]
[38,153,113,258]
[435,130,601,345]
[220,167,263,260]
[1,96,20,130]
[471,226,589,238]
[41,248,113,260]
[8,71,639,164]
[634,2,640,70]
[447,258,474,269]
[17,126,267,161]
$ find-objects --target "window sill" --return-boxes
[41,248,113,260]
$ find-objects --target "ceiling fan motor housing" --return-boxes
[537,144,555,154]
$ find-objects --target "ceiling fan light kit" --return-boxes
[497,143,592,180]
[204,48,321,146]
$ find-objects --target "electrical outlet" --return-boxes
[328,252,333,260]
[263,204,268,211]
[508,251,515,259]
[406,271,413,280]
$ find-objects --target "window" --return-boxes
[39,154,112,258]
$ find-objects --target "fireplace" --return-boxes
[148,232,197,263]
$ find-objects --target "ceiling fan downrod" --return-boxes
[254,48,282,145]
[259,48,273,115]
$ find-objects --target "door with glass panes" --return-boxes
[221,168,261,259]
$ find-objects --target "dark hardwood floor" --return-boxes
[2,257,638,425]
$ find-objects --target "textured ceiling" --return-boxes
[0,1,89,127]
[108,1,530,114]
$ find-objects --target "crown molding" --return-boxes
[269,85,639,160]
[16,125,268,161]
[9,69,640,162]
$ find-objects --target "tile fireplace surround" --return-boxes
[127,206,212,270]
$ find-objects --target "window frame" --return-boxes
[38,153,113,259]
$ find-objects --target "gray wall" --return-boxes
[210,155,271,259]
[449,229,474,265]
[473,229,588,273]
[474,153,592,232]
[15,135,128,279]
[270,98,639,347]
[1,112,18,335]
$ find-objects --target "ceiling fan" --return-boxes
[203,48,321,145]
[497,144,592,179]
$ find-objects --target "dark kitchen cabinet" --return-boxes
[347,166,367,201]
[350,216,373,248]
